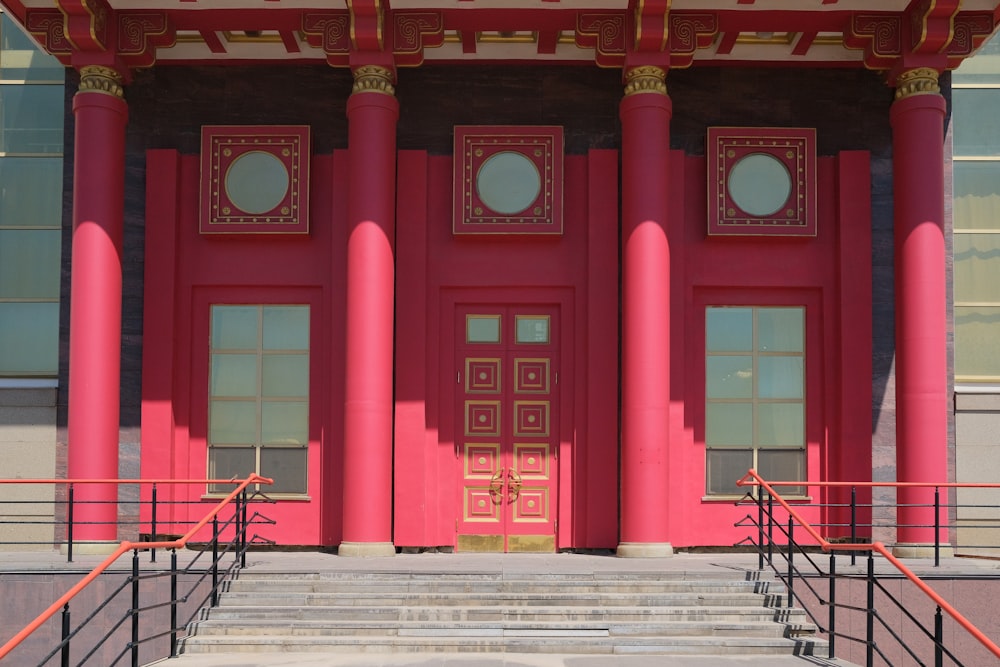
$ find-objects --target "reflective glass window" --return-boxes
[705,306,806,495]
[208,304,310,494]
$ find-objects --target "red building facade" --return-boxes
[4,0,998,554]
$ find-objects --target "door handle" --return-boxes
[489,467,505,506]
[507,468,522,503]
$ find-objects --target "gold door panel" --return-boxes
[514,400,549,437]
[514,359,549,393]
[465,400,500,436]
[466,358,501,393]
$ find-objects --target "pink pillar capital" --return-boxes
[67,65,129,547]
[890,68,949,554]
[341,65,398,557]
[618,66,673,558]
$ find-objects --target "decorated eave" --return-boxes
[1,0,999,80]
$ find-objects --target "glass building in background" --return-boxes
[0,12,64,378]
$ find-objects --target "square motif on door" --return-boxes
[465,443,499,478]
[466,401,500,436]
[514,401,549,437]
[465,488,501,522]
[515,444,549,478]
[513,488,549,522]
[514,359,549,393]
[454,126,564,235]
[200,125,311,234]
[707,127,816,237]
[466,359,501,393]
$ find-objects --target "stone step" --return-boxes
[201,604,806,624]
[188,618,814,639]
[177,634,825,656]
[224,579,784,595]
[216,591,787,608]
[179,568,821,658]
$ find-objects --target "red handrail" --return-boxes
[0,473,273,661]
[736,470,1000,660]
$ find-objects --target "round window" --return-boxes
[225,151,290,215]
[476,151,542,215]
[727,153,792,217]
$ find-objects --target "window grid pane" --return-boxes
[208,304,310,494]
[705,306,806,494]
[0,19,64,377]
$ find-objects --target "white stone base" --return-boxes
[616,542,674,558]
[60,541,121,556]
[337,541,397,557]
[892,543,954,559]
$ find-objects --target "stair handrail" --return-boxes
[0,473,273,662]
[736,469,1000,661]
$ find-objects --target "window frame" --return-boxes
[693,289,821,501]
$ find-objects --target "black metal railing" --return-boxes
[0,476,275,667]
[735,471,1000,667]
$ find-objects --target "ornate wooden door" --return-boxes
[456,305,559,552]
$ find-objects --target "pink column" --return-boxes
[67,66,128,549]
[618,66,673,558]
[340,65,398,557]
[890,68,950,555]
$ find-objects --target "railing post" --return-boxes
[757,489,765,570]
[240,488,249,569]
[211,515,220,607]
[934,486,941,567]
[60,602,70,667]
[170,549,178,658]
[828,553,836,660]
[131,549,139,667]
[150,482,158,563]
[787,517,794,609]
[67,483,75,563]
[767,490,774,567]
[866,552,875,667]
[851,486,857,566]
[934,605,943,667]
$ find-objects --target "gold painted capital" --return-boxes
[77,65,125,99]
[894,67,941,100]
[351,65,395,96]
[623,66,668,97]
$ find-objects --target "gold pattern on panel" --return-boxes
[507,535,555,552]
[77,65,124,98]
[464,443,499,478]
[514,444,550,479]
[464,488,501,522]
[351,64,395,96]
[465,400,501,437]
[457,534,504,552]
[512,487,549,522]
[466,358,501,393]
[514,359,549,393]
[514,401,549,437]
[623,65,667,97]
[894,67,940,100]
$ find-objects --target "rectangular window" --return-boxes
[0,13,63,378]
[208,304,309,495]
[705,306,806,496]
[953,32,1000,384]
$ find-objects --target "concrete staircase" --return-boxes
[176,569,826,657]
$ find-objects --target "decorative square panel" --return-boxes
[514,401,549,437]
[515,444,550,479]
[464,488,500,522]
[465,400,500,437]
[454,126,563,234]
[514,359,549,394]
[466,358,501,393]
[464,443,499,478]
[707,127,816,237]
[200,125,310,234]
[513,488,549,522]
